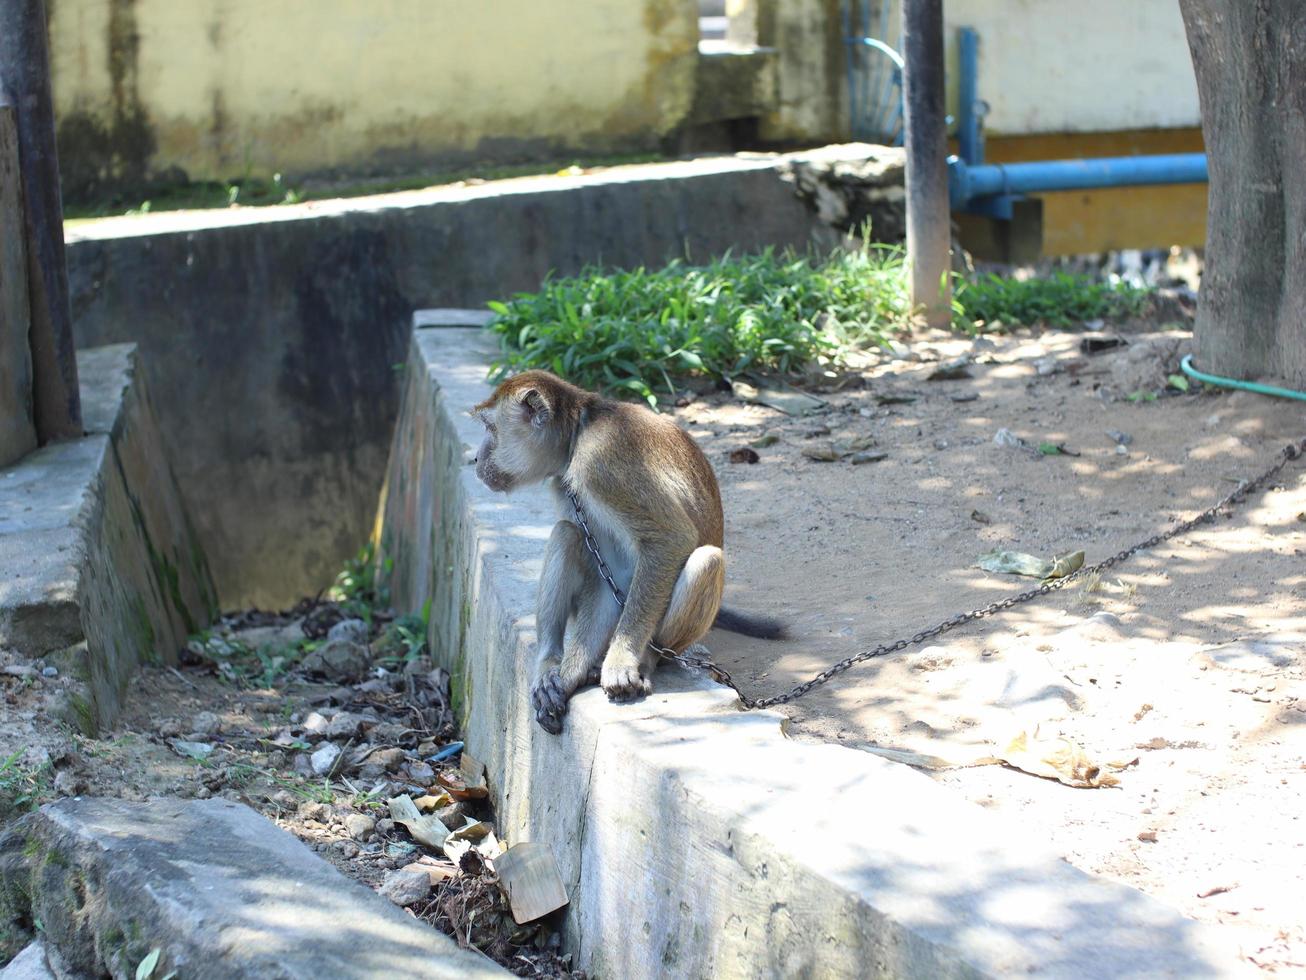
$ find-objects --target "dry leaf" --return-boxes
[401,861,458,885]
[802,444,840,462]
[997,728,1120,788]
[388,795,451,847]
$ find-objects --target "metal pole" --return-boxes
[0,0,82,442]
[902,0,951,327]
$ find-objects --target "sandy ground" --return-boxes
[685,325,1306,972]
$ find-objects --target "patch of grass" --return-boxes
[953,272,1148,331]
[0,752,53,818]
[328,543,390,619]
[488,243,912,406]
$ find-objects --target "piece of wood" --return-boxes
[0,96,36,467]
[0,0,81,442]
[493,842,568,925]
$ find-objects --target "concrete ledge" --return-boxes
[0,345,217,732]
[375,323,1249,978]
[0,797,501,978]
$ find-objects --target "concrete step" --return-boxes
[0,797,503,978]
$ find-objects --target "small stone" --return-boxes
[381,872,430,909]
[849,451,888,465]
[52,769,83,796]
[1106,429,1133,446]
[949,391,979,403]
[1138,830,1158,843]
[1,665,36,679]
[190,711,221,735]
[301,639,370,683]
[195,786,212,799]
[405,761,435,784]
[1034,356,1060,376]
[270,789,297,809]
[297,801,332,823]
[301,711,330,735]
[334,840,360,859]
[310,743,342,776]
[291,753,313,776]
[1115,444,1128,455]
[417,740,438,757]
[325,712,363,738]
[40,666,58,679]
[932,439,949,451]
[157,719,184,738]
[376,818,395,835]
[367,747,408,772]
[728,447,760,464]
[327,619,370,645]
[345,813,376,840]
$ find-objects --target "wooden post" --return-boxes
[0,0,82,443]
[0,93,37,466]
[902,0,951,327]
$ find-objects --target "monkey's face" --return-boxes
[471,388,561,493]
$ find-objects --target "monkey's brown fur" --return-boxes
[472,370,770,733]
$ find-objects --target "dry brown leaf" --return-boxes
[998,728,1121,788]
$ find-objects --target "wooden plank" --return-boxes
[493,842,568,924]
[0,0,81,443]
[0,97,37,467]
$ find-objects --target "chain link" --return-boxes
[568,437,1306,710]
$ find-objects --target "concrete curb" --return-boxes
[0,797,502,978]
[376,322,1250,978]
[0,345,217,732]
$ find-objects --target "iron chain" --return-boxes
[569,437,1306,711]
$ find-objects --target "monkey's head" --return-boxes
[470,371,574,493]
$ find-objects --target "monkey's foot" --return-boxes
[601,656,653,703]
[531,667,568,734]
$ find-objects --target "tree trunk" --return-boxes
[1180,0,1306,386]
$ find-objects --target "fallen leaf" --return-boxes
[970,509,991,525]
[836,433,876,453]
[801,445,840,462]
[997,728,1120,788]
[494,842,569,924]
[1137,830,1158,843]
[414,792,451,811]
[749,433,780,448]
[388,794,451,848]
[927,355,972,380]
[1197,883,1238,899]
[875,392,918,405]
[975,549,1084,580]
[402,860,458,885]
[169,739,214,761]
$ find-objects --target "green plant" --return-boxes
[328,543,390,614]
[0,752,52,817]
[487,243,912,406]
[953,272,1148,331]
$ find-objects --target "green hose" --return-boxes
[1180,354,1306,402]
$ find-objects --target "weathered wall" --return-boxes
[64,157,832,610]
[47,0,697,201]
[750,0,1198,144]
[0,344,216,733]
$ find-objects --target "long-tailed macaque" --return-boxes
[471,370,783,733]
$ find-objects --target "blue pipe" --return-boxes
[957,27,981,165]
[949,153,1208,210]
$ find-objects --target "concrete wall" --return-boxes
[64,156,831,610]
[744,0,1198,145]
[0,344,216,733]
[47,0,698,201]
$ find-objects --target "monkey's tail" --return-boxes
[713,606,788,640]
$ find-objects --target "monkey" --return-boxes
[471,369,784,734]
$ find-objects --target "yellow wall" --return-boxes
[49,0,698,197]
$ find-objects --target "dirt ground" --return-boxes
[0,606,577,976]
[684,323,1306,972]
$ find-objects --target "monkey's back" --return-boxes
[570,400,725,550]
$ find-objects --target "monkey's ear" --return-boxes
[521,388,551,428]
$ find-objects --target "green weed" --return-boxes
[487,243,912,406]
[0,752,53,817]
[953,272,1148,331]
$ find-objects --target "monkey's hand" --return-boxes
[600,649,653,702]
[531,665,568,735]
